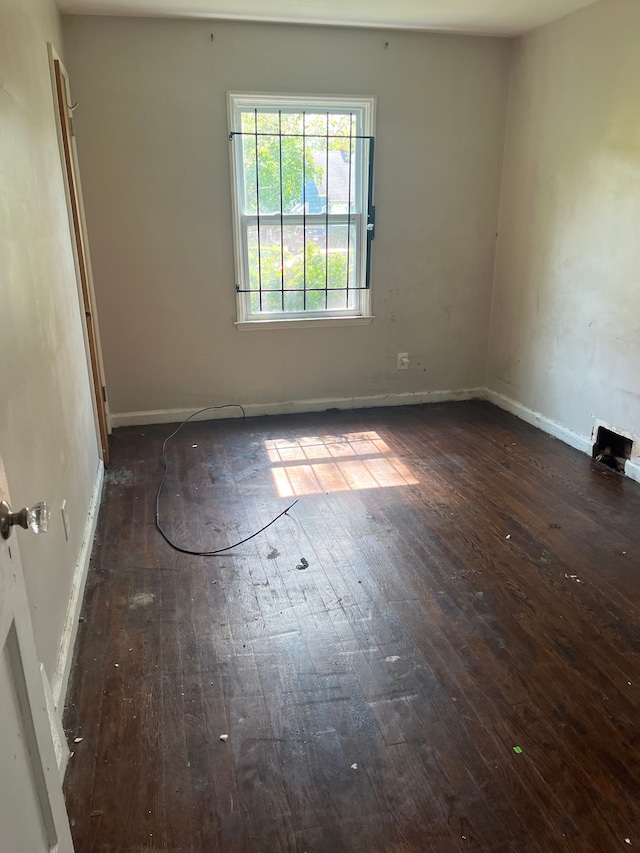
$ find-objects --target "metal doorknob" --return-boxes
[0,501,49,540]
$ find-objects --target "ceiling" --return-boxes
[57,0,598,37]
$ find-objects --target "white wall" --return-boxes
[0,0,100,681]
[61,17,512,419]
[487,0,640,444]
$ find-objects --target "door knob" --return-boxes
[0,501,49,540]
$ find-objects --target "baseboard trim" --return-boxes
[624,458,640,485]
[110,388,485,427]
[113,389,639,486]
[484,389,592,455]
[52,459,104,711]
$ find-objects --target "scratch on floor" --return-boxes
[128,592,156,608]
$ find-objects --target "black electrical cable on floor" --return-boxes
[155,405,298,555]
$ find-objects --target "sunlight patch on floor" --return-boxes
[266,431,419,497]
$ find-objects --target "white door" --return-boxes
[0,458,74,853]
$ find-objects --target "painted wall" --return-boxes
[0,0,100,681]
[61,17,512,419]
[487,0,640,443]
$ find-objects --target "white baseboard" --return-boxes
[52,459,104,712]
[483,389,592,454]
[110,388,485,427]
[112,388,640,484]
[487,391,640,486]
[625,458,640,485]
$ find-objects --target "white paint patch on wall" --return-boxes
[61,16,512,419]
[487,0,640,443]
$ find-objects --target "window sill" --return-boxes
[235,316,374,331]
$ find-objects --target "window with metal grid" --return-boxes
[228,93,375,325]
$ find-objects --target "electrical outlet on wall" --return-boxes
[61,500,70,541]
[397,352,409,370]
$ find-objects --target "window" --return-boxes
[228,93,375,327]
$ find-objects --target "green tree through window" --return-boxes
[229,94,375,322]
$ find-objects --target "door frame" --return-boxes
[48,45,110,466]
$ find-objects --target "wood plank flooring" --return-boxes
[63,401,640,852]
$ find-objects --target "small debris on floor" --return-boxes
[219,734,229,742]
[114,663,119,667]
[351,763,358,770]
[73,737,83,744]
[267,547,280,560]
[79,617,85,623]
[385,655,401,663]
[90,810,104,817]
[549,523,562,529]
[512,746,523,754]
[625,840,631,845]
[296,557,309,570]
[505,534,511,540]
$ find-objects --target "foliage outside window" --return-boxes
[228,93,375,325]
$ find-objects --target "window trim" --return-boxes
[227,92,376,327]
[234,315,374,331]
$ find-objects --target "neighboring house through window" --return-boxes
[228,93,376,327]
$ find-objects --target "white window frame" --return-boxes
[228,92,375,330]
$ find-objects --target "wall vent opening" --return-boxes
[593,426,632,473]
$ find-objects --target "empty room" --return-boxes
[1,0,639,850]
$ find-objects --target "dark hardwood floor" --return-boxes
[63,401,640,852]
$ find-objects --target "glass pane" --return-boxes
[240,110,255,134]
[327,289,348,311]
[280,134,304,214]
[237,104,366,315]
[241,109,332,216]
[242,146,257,214]
[300,113,359,215]
[283,225,305,293]
[328,223,357,291]
[256,130,281,216]
[240,112,257,214]
[302,225,327,311]
[247,224,282,297]
[240,108,362,217]
[327,114,355,214]
[283,291,305,313]
[247,220,359,314]
[302,113,327,215]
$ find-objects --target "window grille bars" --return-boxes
[232,111,375,312]
[253,110,263,311]
[303,112,307,311]
[325,111,329,309]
